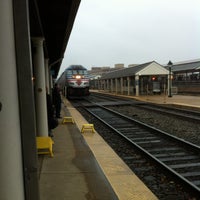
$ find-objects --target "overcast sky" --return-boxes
[58,0,200,76]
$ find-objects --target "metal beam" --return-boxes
[13,0,40,199]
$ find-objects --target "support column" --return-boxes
[135,75,140,96]
[120,77,123,94]
[107,79,109,91]
[115,78,118,94]
[0,1,25,199]
[97,80,99,90]
[45,59,50,94]
[32,38,48,136]
[99,80,101,90]
[127,77,130,95]
[50,73,53,92]
[110,79,113,93]
[103,80,105,90]
[13,0,40,198]
[101,80,103,90]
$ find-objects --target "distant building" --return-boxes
[88,65,124,79]
[90,59,200,95]
[114,64,124,69]
[128,64,138,68]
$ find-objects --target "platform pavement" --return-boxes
[134,94,200,109]
[38,106,118,200]
[38,98,158,200]
[92,90,200,109]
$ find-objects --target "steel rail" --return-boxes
[84,104,200,195]
[90,92,200,122]
[136,103,200,122]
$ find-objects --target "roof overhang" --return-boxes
[29,0,81,78]
[135,62,169,76]
[101,61,169,80]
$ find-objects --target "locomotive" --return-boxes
[57,65,90,98]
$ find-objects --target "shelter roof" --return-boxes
[101,61,169,79]
[29,0,81,78]
[169,60,200,72]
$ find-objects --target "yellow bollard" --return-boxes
[62,116,75,124]
[81,124,95,133]
[36,137,54,157]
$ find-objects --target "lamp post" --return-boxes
[168,60,173,97]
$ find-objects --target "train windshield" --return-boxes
[70,70,87,75]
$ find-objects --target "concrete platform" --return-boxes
[38,98,158,200]
[135,94,200,109]
[92,90,200,109]
[38,109,118,199]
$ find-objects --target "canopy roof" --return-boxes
[29,0,81,78]
[101,61,169,79]
[170,60,200,73]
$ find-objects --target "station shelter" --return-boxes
[168,60,200,94]
[96,61,169,96]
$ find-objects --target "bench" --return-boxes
[36,137,54,157]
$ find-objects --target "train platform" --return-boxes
[38,98,158,200]
[135,94,200,109]
[91,90,200,110]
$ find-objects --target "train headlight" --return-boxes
[75,75,81,79]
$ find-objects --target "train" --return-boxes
[57,65,90,98]
[56,65,90,99]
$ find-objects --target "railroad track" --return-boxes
[89,92,200,122]
[84,104,200,195]
[136,103,200,122]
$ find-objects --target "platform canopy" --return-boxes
[169,60,200,73]
[101,61,169,79]
[29,0,81,78]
